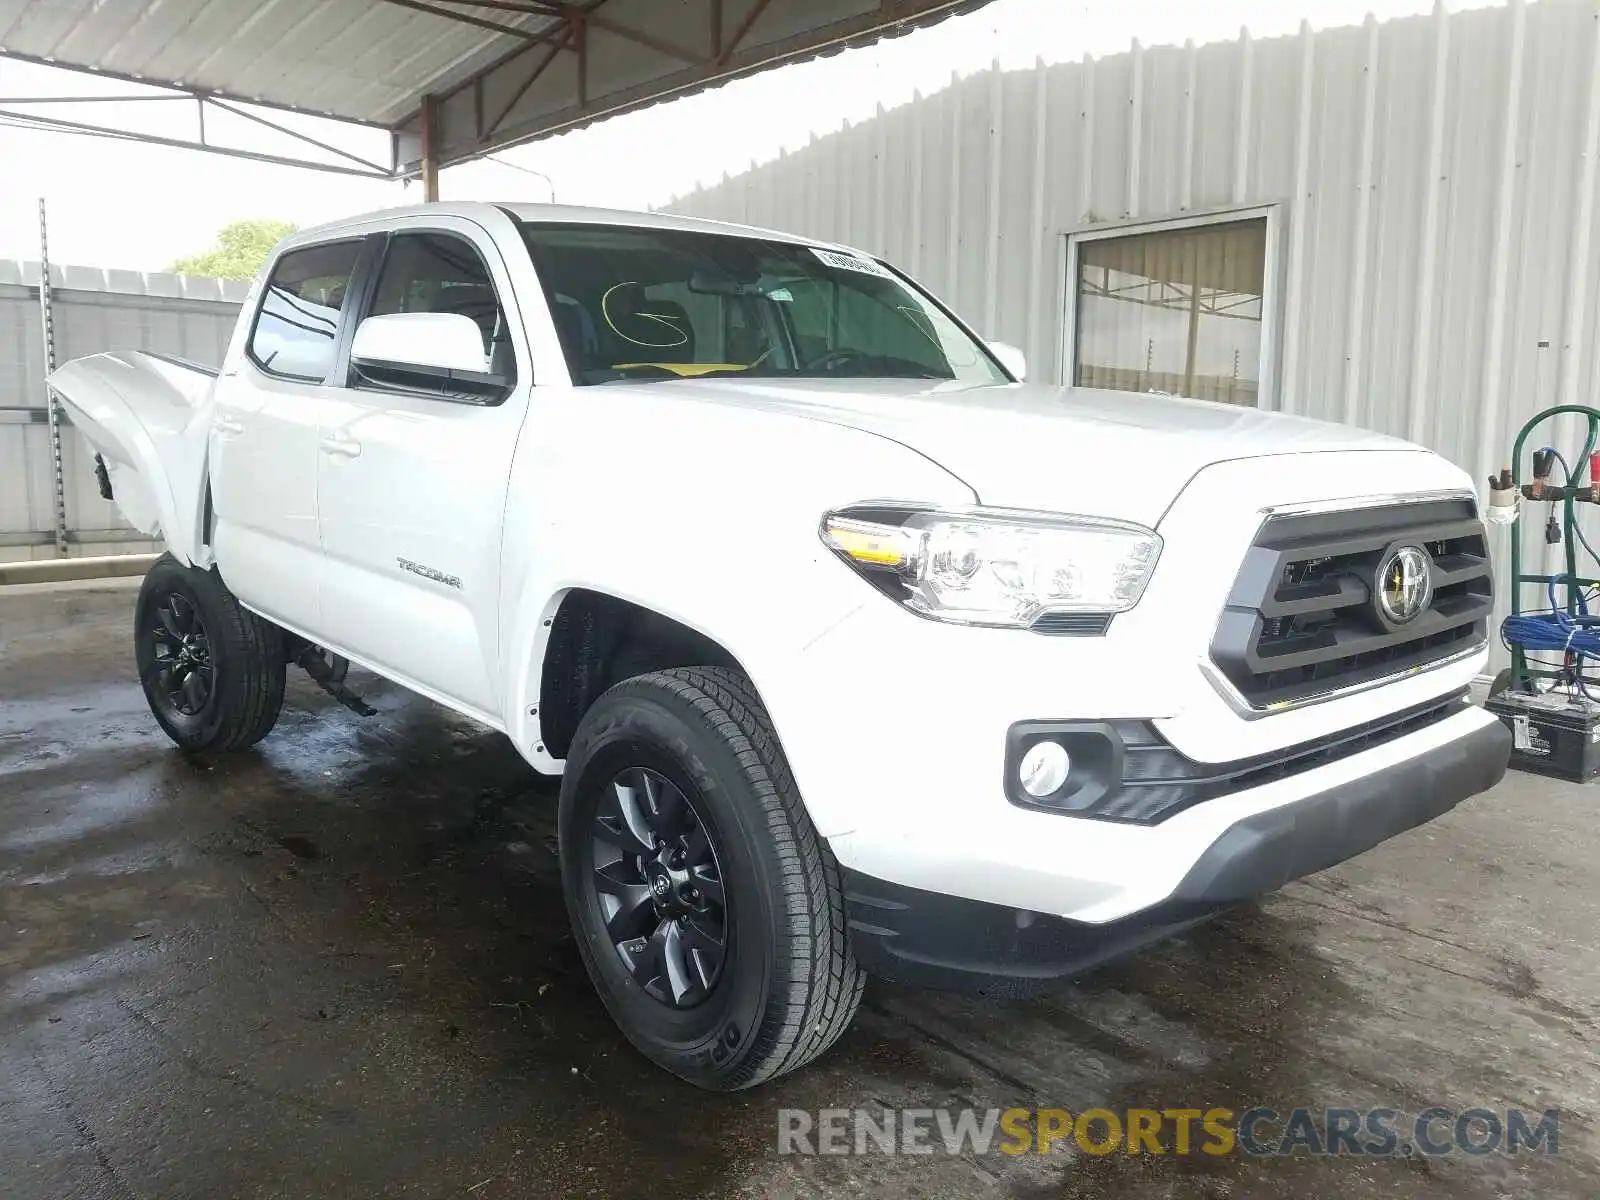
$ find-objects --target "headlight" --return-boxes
[820,505,1162,628]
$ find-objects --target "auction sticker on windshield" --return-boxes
[811,247,894,278]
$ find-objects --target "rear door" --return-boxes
[210,238,368,632]
[314,215,533,721]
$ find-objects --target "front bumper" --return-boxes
[839,709,1509,992]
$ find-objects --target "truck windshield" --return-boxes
[518,222,1009,386]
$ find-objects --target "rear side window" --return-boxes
[249,241,361,382]
[367,232,513,378]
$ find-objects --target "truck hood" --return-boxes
[624,378,1409,526]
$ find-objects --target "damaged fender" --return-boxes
[48,351,218,565]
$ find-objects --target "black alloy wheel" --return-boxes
[148,591,214,717]
[558,667,864,1090]
[591,765,727,1008]
[133,553,286,753]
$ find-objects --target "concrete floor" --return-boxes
[3,583,1597,1200]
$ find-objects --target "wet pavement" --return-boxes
[3,582,1597,1199]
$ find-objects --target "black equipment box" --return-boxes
[1486,691,1600,782]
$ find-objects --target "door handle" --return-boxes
[320,435,362,459]
[214,414,244,436]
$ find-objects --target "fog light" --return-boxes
[1018,740,1071,798]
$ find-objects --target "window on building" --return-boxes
[1069,216,1268,407]
[249,240,361,382]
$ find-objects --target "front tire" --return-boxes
[135,553,286,752]
[558,666,864,1090]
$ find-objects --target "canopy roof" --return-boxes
[0,0,992,176]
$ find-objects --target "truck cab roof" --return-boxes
[283,201,853,257]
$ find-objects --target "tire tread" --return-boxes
[596,666,864,1088]
[139,553,285,752]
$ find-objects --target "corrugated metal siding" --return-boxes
[670,0,1600,668]
[0,262,245,562]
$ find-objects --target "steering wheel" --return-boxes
[804,348,872,373]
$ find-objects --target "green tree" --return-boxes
[168,219,297,280]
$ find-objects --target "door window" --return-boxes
[367,232,514,380]
[248,240,362,382]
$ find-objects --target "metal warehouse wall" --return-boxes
[670,0,1600,666]
[0,262,246,562]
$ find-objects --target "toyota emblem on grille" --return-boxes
[1376,544,1433,625]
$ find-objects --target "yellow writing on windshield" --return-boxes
[610,363,751,377]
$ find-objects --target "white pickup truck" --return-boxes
[52,202,1510,1090]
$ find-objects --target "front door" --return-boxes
[209,238,366,633]
[315,219,531,721]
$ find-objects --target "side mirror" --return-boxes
[350,312,507,401]
[987,340,1027,381]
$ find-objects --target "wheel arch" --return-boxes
[528,587,753,762]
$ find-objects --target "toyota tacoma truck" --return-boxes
[50,202,1511,1090]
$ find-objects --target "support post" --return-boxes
[420,94,441,201]
[1183,238,1203,400]
[38,197,67,558]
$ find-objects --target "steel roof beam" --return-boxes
[718,0,774,65]
[420,0,568,13]
[204,98,394,174]
[0,48,390,128]
[0,105,395,177]
[420,0,698,64]
[584,14,706,65]
[438,0,606,116]
[485,27,573,136]
[377,0,565,45]
[0,93,185,103]
[406,0,986,172]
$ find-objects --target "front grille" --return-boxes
[1209,498,1492,709]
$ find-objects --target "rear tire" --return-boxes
[558,666,864,1090]
[135,553,286,752]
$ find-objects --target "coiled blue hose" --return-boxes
[1501,577,1600,698]
[1502,579,1600,653]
